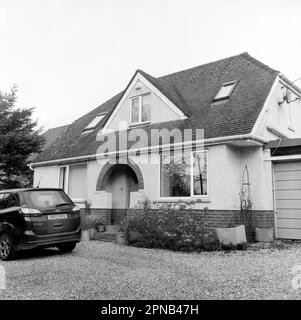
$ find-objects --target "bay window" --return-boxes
[160,150,208,198]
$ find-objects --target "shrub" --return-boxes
[81,214,104,231]
[124,208,221,252]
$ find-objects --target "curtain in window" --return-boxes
[68,164,87,199]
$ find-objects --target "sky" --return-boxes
[0,0,300,132]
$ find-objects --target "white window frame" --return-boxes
[213,81,237,102]
[159,149,209,200]
[130,93,151,126]
[83,113,107,133]
[58,163,88,201]
[190,150,209,197]
[58,165,69,194]
[286,90,296,131]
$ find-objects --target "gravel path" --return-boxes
[0,241,301,299]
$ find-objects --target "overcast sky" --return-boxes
[0,0,300,132]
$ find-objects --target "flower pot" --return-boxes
[255,227,274,242]
[89,228,96,240]
[116,232,127,245]
[216,225,247,245]
[81,230,90,242]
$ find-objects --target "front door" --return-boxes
[110,166,130,224]
[111,166,129,209]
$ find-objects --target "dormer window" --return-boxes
[213,81,237,102]
[83,113,107,132]
[131,93,151,125]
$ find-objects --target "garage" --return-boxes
[267,138,301,239]
[274,161,301,239]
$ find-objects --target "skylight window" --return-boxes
[213,81,237,102]
[83,113,107,132]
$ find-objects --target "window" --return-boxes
[7,193,20,208]
[213,81,236,102]
[59,166,68,193]
[83,113,107,132]
[68,164,87,199]
[193,151,207,196]
[286,89,295,130]
[58,164,87,199]
[22,190,72,210]
[131,93,151,124]
[160,151,208,197]
[160,153,191,197]
[131,97,140,123]
[0,194,10,210]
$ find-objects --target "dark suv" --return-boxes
[0,188,81,261]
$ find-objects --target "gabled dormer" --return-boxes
[101,70,188,133]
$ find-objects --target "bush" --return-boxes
[81,214,104,231]
[124,208,221,252]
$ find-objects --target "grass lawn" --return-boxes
[0,241,301,299]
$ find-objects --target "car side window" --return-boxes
[7,193,20,208]
[0,194,10,210]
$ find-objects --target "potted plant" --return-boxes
[81,215,104,241]
[255,227,274,242]
[216,224,247,245]
[216,175,251,246]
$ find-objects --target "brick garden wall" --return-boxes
[80,208,275,241]
[80,208,112,226]
[125,209,275,241]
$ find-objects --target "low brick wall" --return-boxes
[112,209,127,225]
[80,208,112,227]
[125,209,275,241]
[80,208,275,241]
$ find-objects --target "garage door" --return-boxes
[275,161,301,239]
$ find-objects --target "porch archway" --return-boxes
[96,159,144,191]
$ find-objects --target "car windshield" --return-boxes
[22,190,73,210]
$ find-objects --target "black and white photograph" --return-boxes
[0,0,301,311]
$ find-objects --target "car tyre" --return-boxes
[57,242,77,253]
[0,233,15,261]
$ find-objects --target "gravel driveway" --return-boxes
[0,241,301,299]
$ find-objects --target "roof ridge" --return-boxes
[135,69,190,116]
[158,52,248,80]
[42,124,69,134]
[241,52,279,74]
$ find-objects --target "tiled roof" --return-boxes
[29,124,70,162]
[32,52,279,164]
[41,124,70,150]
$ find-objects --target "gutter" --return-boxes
[28,134,267,168]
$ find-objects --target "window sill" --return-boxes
[81,129,95,134]
[154,197,210,203]
[129,121,151,128]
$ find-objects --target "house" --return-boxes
[30,52,301,239]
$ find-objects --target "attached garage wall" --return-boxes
[275,161,301,239]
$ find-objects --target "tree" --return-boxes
[0,87,45,189]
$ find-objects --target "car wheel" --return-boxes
[57,242,77,253]
[0,233,15,261]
